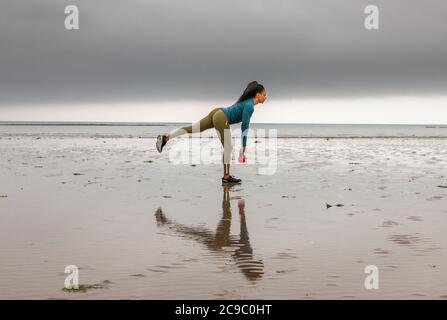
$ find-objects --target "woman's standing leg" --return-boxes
[212,109,233,178]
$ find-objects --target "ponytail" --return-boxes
[236,81,265,104]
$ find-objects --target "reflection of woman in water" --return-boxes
[156,81,267,185]
[154,184,264,282]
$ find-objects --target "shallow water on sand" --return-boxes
[0,136,446,299]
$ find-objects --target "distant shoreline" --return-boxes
[0,121,447,127]
[2,122,446,139]
[1,134,447,139]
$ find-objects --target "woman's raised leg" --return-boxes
[157,108,220,153]
[168,108,219,140]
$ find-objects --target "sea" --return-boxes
[0,121,446,138]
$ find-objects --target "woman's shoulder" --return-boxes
[242,98,254,108]
[243,99,254,112]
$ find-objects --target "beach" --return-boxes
[1,131,447,299]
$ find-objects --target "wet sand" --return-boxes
[0,135,447,299]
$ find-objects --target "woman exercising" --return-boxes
[156,81,267,184]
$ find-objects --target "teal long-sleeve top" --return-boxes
[221,98,254,147]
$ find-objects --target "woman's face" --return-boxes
[256,90,267,104]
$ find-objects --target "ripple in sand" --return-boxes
[388,234,425,246]
[387,233,438,254]
[44,173,63,178]
[146,268,168,273]
[214,290,243,299]
[380,220,399,228]
[411,293,426,297]
[408,216,424,222]
[153,264,184,270]
[374,248,391,255]
[383,265,399,271]
[426,195,444,201]
[272,252,299,260]
[181,258,199,262]
[62,280,112,293]
[130,274,146,278]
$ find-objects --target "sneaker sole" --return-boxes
[156,135,163,153]
[221,180,242,185]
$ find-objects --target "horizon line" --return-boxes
[0,121,446,127]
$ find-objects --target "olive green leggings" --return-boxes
[169,108,233,176]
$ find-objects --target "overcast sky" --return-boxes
[1,0,446,123]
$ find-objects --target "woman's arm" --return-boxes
[240,103,254,149]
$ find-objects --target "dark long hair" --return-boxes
[236,81,265,104]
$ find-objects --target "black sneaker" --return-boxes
[156,134,168,153]
[222,175,242,184]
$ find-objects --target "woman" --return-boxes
[156,81,267,184]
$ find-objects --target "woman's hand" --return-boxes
[238,148,247,163]
[238,199,245,214]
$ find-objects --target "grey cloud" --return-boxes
[0,0,446,106]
